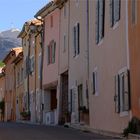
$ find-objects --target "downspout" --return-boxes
[34,32,39,122]
[40,22,44,124]
[27,34,31,114]
[86,0,89,109]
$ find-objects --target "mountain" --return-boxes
[0,29,21,60]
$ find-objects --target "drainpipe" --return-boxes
[86,0,89,109]
[40,22,44,124]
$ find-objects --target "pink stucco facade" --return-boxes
[43,9,60,87]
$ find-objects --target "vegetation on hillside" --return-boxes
[0,61,5,68]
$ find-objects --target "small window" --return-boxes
[38,54,41,79]
[114,69,130,113]
[50,15,53,28]
[63,34,66,52]
[93,69,98,96]
[73,23,80,57]
[76,0,79,7]
[96,0,105,44]
[47,41,56,65]
[132,0,137,24]
[110,0,121,27]
[78,84,83,107]
[21,68,24,82]
[30,56,35,73]
[64,4,66,18]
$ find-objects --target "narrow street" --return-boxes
[0,122,119,140]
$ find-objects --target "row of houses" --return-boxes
[0,0,140,134]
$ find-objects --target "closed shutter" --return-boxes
[52,41,56,63]
[95,0,99,44]
[99,0,105,41]
[114,0,120,23]
[110,0,114,27]
[123,70,130,111]
[73,26,76,57]
[93,72,95,94]
[114,75,120,113]
[47,45,50,65]
[77,23,80,55]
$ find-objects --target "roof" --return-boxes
[3,47,23,64]
[12,51,23,65]
[34,1,54,18]
[18,19,42,38]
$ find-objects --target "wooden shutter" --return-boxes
[95,0,99,44]
[114,0,120,23]
[99,0,105,41]
[47,45,50,65]
[73,26,76,57]
[93,72,95,94]
[114,75,120,113]
[77,23,80,55]
[123,70,131,111]
[110,0,114,27]
[52,41,56,63]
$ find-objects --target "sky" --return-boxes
[0,0,50,31]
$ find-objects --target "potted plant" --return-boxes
[0,99,5,121]
[20,111,30,120]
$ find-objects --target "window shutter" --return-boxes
[114,75,120,113]
[52,41,56,63]
[47,45,50,65]
[93,72,95,94]
[114,0,120,23]
[73,26,76,57]
[110,0,114,27]
[95,0,99,44]
[77,23,80,55]
[99,0,105,41]
[32,56,34,72]
[123,70,131,111]
[127,70,131,110]
[132,0,136,24]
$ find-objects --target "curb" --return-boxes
[68,123,124,139]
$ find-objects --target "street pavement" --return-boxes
[0,122,120,140]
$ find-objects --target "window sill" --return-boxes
[73,54,79,59]
[97,39,104,47]
[113,22,119,30]
[119,111,129,117]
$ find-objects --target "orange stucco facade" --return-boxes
[3,47,22,121]
[128,0,140,118]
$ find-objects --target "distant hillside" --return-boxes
[0,29,21,60]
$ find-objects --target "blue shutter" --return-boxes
[114,75,120,113]
[95,0,99,44]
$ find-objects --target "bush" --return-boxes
[20,111,30,119]
[123,117,140,137]
[0,100,5,114]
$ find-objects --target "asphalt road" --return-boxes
[0,122,119,140]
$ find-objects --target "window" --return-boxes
[47,41,56,65]
[21,68,24,82]
[38,54,41,78]
[64,4,66,18]
[50,15,53,28]
[96,0,105,44]
[93,69,98,96]
[63,34,66,52]
[17,72,20,85]
[132,0,137,24]
[78,84,83,107]
[73,23,80,57]
[114,69,130,113]
[76,0,79,7]
[110,0,120,27]
[30,56,35,73]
